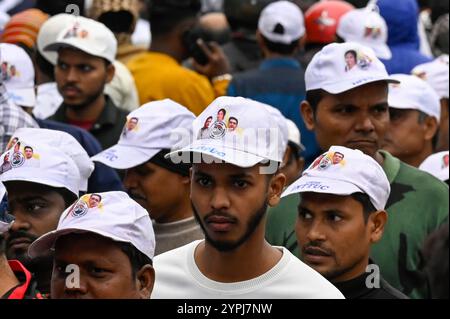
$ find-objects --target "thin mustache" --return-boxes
[204,211,238,223]
[303,242,334,256]
[6,230,38,243]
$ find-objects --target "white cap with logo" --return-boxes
[258,1,305,45]
[286,119,305,151]
[92,99,196,170]
[44,16,117,63]
[419,151,449,182]
[37,13,77,65]
[305,42,398,94]
[412,54,449,99]
[282,145,390,211]
[337,7,391,59]
[0,182,14,235]
[388,74,441,121]
[166,96,286,168]
[10,128,94,192]
[28,191,155,260]
[0,43,35,107]
[0,139,81,198]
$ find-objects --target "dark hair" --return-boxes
[24,146,33,151]
[218,108,226,117]
[98,11,135,34]
[118,242,153,278]
[345,50,357,60]
[149,0,201,37]
[261,35,299,55]
[35,50,55,81]
[305,89,326,115]
[351,192,377,223]
[0,235,5,255]
[417,111,439,150]
[90,193,102,201]
[54,187,78,209]
[228,116,238,124]
[287,141,303,164]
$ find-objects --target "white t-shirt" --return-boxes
[152,240,344,299]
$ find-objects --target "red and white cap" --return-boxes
[0,139,81,198]
[0,43,35,107]
[10,128,94,192]
[166,96,287,168]
[44,16,117,63]
[282,146,390,211]
[305,42,398,94]
[419,151,449,182]
[258,1,305,44]
[92,99,196,169]
[388,74,441,121]
[28,191,155,260]
[337,7,391,59]
[412,54,449,100]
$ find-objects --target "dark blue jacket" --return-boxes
[37,119,124,193]
[227,57,321,165]
[378,0,432,74]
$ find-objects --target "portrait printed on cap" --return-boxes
[442,154,449,169]
[0,61,20,82]
[122,117,139,137]
[344,49,373,72]
[364,26,381,39]
[63,22,89,40]
[198,108,241,140]
[310,151,346,171]
[0,140,40,175]
[64,193,103,220]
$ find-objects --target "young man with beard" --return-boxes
[283,146,407,299]
[1,183,43,299]
[267,42,448,298]
[152,96,344,299]
[92,100,204,256]
[28,191,155,299]
[0,139,80,295]
[47,16,128,150]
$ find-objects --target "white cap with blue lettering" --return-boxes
[282,145,390,211]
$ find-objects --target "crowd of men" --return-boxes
[0,0,448,299]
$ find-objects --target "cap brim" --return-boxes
[28,227,133,258]
[91,144,160,170]
[322,76,399,94]
[165,141,268,168]
[6,88,36,107]
[44,41,113,63]
[281,175,363,198]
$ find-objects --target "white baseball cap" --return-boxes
[282,145,390,211]
[166,96,286,168]
[388,74,441,121]
[419,151,449,182]
[10,128,94,192]
[258,1,305,45]
[44,16,117,63]
[28,191,155,260]
[0,139,81,198]
[337,8,391,59]
[37,13,77,65]
[0,43,35,107]
[92,99,196,170]
[286,118,305,151]
[412,54,449,99]
[0,182,14,235]
[305,42,398,94]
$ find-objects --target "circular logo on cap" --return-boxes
[209,121,227,139]
[11,152,25,168]
[71,201,89,218]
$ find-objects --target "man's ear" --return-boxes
[300,101,315,131]
[369,210,387,244]
[105,63,115,84]
[136,264,155,299]
[267,172,286,207]
[423,116,439,142]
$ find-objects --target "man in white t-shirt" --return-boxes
[153,96,344,299]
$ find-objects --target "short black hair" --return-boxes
[54,187,78,209]
[345,50,357,59]
[228,116,238,124]
[24,146,33,151]
[305,89,326,115]
[417,111,439,150]
[351,192,378,223]
[149,0,201,37]
[0,235,5,255]
[262,35,299,55]
[35,50,55,81]
[118,242,153,278]
[218,108,226,117]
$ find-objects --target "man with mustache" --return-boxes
[1,183,43,299]
[0,140,81,295]
[152,96,344,298]
[47,16,128,150]
[92,100,204,256]
[283,146,407,299]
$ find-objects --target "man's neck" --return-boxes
[400,144,434,168]
[156,194,194,224]
[0,258,19,297]
[194,224,282,283]
[150,39,184,64]
[65,95,106,122]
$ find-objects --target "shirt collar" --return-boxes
[378,150,401,184]
[5,260,32,299]
[260,57,300,71]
